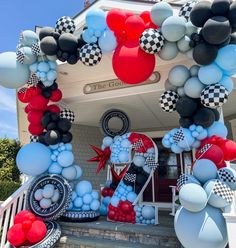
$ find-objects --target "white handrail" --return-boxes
[0,178,34,248]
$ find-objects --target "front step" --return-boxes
[57,212,181,248]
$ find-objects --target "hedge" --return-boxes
[0,181,21,201]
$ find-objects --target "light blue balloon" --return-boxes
[34,189,43,201]
[40,72,46,79]
[177,129,195,149]
[48,61,57,70]
[74,165,83,179]
[218,167,236,190]
[47,70,57,81]
[43,184,55,199]
[20,30,39,46]
[0,52,30,89]
[76,180,93,197]
[223,67,236,76]
[72,191,77,201]
[127,192,137,203]
[110,196,120,207]
[118,186,125,195]
[103,196,111,206]
[16,143,51,176]
[215,45,236,71]
[82,204,91,211]
[100,204,108,215]
[57,150,74,167]
[82,29,94,44]
[67,202,73,210]
[120,139,131,148]
[103,136,113,147]
[142,206,155,220]
[207,121,228,138]
[196,129,208,140]
[127,185,133,192]
[179,183,207,212]
[38,62,50,72]
[118,151,129,163]
[204,179,233,208]
[83,193,93,205]
[219,76,234,93]
[62,166,77,181]
[90,199,100,211]
[18,47,37,65]
[48,162,62,174]
[162,137,171,148]
[171,143,183,154]
[40,198,52,209]
[42,80,54,87]
[98,30,117,53]
[198,64,223,85]
[74,197,83,208]
[29,62,38,73]
[133,155,145,167]
[193,159,217,184]
[86,9,107,31]
[175,205,228,248]
[192,140,201,148]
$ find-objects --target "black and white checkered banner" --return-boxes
[145,157,159,170]
[199,144,212,154]
[177,174,189,191]
[124,173,136,183]
[132,139,144,151]
[218,170,236,184]
[60,108,75,123]
[212,180,234,203]
[30,135,39,143]
[173,129,185,144]
[16,49,25,64]
[179,1,198,21]
[27,73,39,86]
[31,43,41,56]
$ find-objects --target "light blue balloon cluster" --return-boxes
[162,125,207,153]
[82,9,117,53]
[68,180,100,211]
[29,60,57,87]
[134,205,156,225]
[48,143,82,181]
[110,181,137,207]
[100,196,111,216]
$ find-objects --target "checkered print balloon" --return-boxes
[55,16,76,34]
[200,84,228,109]
[16,50,25,64]
[159,90,179,112]
[139,29,165,54]
[179,1,197,21]
[60,109,75,123]
[31,43,41,56]
[79,44,102,66]
[30,135,39,143]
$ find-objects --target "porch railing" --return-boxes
[0,178,33,248]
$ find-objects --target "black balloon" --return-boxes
[179,117,193,128]
[227,1,236,28]
[202,16,231,45]
[44,130,61,145]
[211,0,230,15]
[210,108,220,121]
[38,133,46,144]
[58,33,78,53]
[136,174,147,186]
[218,36,231,48]
[39,27,54,40]
[42,89,52,99]
[57,118,71,133]
[50,82,58,91]
[62,52,70,60]
[193,108,215,128]
[67,55,78,65]
[52,32,60,40]
[47,122,57,131]
[40,36,58,56]
[176,97,198,118]
[78,37,87,49]
[51,113,59,122]
[230,33,236,44]
[193,42,218,65]
[190,1,213,27]
[41,112,51,128]
[61,132,73,143]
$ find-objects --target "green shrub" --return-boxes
[0,181,21,201]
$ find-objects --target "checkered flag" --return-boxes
[145,157,159,170]
[55,16,76,34]
[124,173,136,183]
[18,87,27,94]
[159,90,179,112]
[16,49,25,64]
[179,1,197,21]
[139,29,165,54]
[173,129,185,144]
[218,169,236,184]
[80,44,102,66]
[199,144,212,154]
[132,139,144,151]
[212,180,234,203]
[27,73,39,86]
[200,84,228,108]
[30,135,39,143]
[31,43,41,56]
[177,174,189,191]
[60,108,75,123]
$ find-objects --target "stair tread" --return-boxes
[59,234,171,248]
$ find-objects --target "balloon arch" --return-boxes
[1,0,236,247]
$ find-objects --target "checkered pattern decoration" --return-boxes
[145,157,159,170]
[31,43,41,56]
[60,109,75,123]
[55,16,76,34]
[27,73,39,86]
[159,90,179,112]
[212,180,234,203]
[132,139,144,151]
[30,135,39,143]
[199,144,212,154]
[124,173,136,183]
[177,174,189,191]
[18,87,27,94]
[139,29,165,54]
[200,84,228,109]
[16,49,25,64]
[179,1,197,21]
[79,44,102,66]
[218,169,236,184]
[173,129,185,144]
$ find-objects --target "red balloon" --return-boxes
[112,40,155,84]
[101,187,109,197]
[125,16,145,40]
[27,110,43,125]
[26,220,47,244]
[108,210,116,220]
[125,11,134,18]
[107,9,127,31]
[28,123,44,135]
[14,210,36,225]
[140,11,151,23]
[29,95,49,110]
[17,88,29,103]
[7,224,26,246]
[25,105,31,114]
[145,22,158,29]
[50,89,62,102]
[120,200,132,214]
[47,104,60,113]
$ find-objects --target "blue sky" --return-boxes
[0,0,85,139]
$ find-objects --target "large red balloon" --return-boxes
[50,89,62,102]
[14,210,36,225]
[112,40,155,84]
[28,123,44,135]
[26,220,47,243]
[7,224,26,246]
[47,104,61,113]
[106,9,127,31]
[125,15,145,40]
[27,110,43,125]
[29,95,49,110]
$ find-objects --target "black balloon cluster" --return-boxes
[190,0,236,65]
[38,81,58,99]
[39,27,86,65]
[39,111,72,145]
[176,96,220,128]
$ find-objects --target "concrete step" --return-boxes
[56,234,175,248]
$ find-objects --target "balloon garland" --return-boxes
[0,0,235,247]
